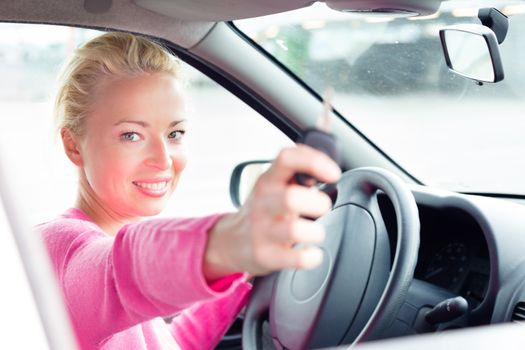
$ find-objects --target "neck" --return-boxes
[76,173,140,236]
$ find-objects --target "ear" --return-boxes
[61,128,84,167]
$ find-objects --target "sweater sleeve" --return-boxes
[41,214,249,349]
[169,273,252,349]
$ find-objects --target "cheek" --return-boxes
[84,146,138,190]
[88,159,124,192]
[171,149,188,174]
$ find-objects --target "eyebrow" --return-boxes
[113,119,186,128]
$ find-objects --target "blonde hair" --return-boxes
[55,31,181,135]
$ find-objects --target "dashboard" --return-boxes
[379,194,490,310]
[375,185,525,336]
[413,206,490,309]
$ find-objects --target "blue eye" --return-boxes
[168,130,185,141]
[120,132,140,142]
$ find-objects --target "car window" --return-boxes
[0,23,292,227]
[235,1,525,195]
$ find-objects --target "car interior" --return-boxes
[3,0,525,349]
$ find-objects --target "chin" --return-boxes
[132,201,168,217]
[139,207,165,217]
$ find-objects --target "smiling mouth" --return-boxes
[132,181,169,192]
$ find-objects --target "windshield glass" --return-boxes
[235,0,525,195]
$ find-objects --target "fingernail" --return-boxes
[304,248,324,269]
[317,228,326,243]
[333,165,342,178]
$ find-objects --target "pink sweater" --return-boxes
[38,208,251,349]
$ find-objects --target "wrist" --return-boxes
[203,212,245,281]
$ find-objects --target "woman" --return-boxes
[38,32,340,349]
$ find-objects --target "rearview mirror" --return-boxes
[229,160,271,208]
[439,24,504,83]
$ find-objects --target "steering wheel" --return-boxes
[242,167,420,349]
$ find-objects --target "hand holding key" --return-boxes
[204,89,341,279]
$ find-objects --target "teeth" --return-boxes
[133,181,168,191]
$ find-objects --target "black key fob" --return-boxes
[294,128,340,187]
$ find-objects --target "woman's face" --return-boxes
[76,72,188,218]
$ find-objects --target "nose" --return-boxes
[145,137,172,170]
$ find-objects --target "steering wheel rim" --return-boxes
[242,167,420,349]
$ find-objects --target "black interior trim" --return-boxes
[461,192,525,200]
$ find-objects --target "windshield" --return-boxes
[235,1,525,195]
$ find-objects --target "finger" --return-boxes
[276,245,324,270]
[251,183,332,219]
[266,145,341,185]
[267,218,326,245]
[275,185,332,218]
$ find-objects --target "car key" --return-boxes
[295,88,340,190]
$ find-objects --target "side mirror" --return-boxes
[230,160,271,208]
[439,24,504,83]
